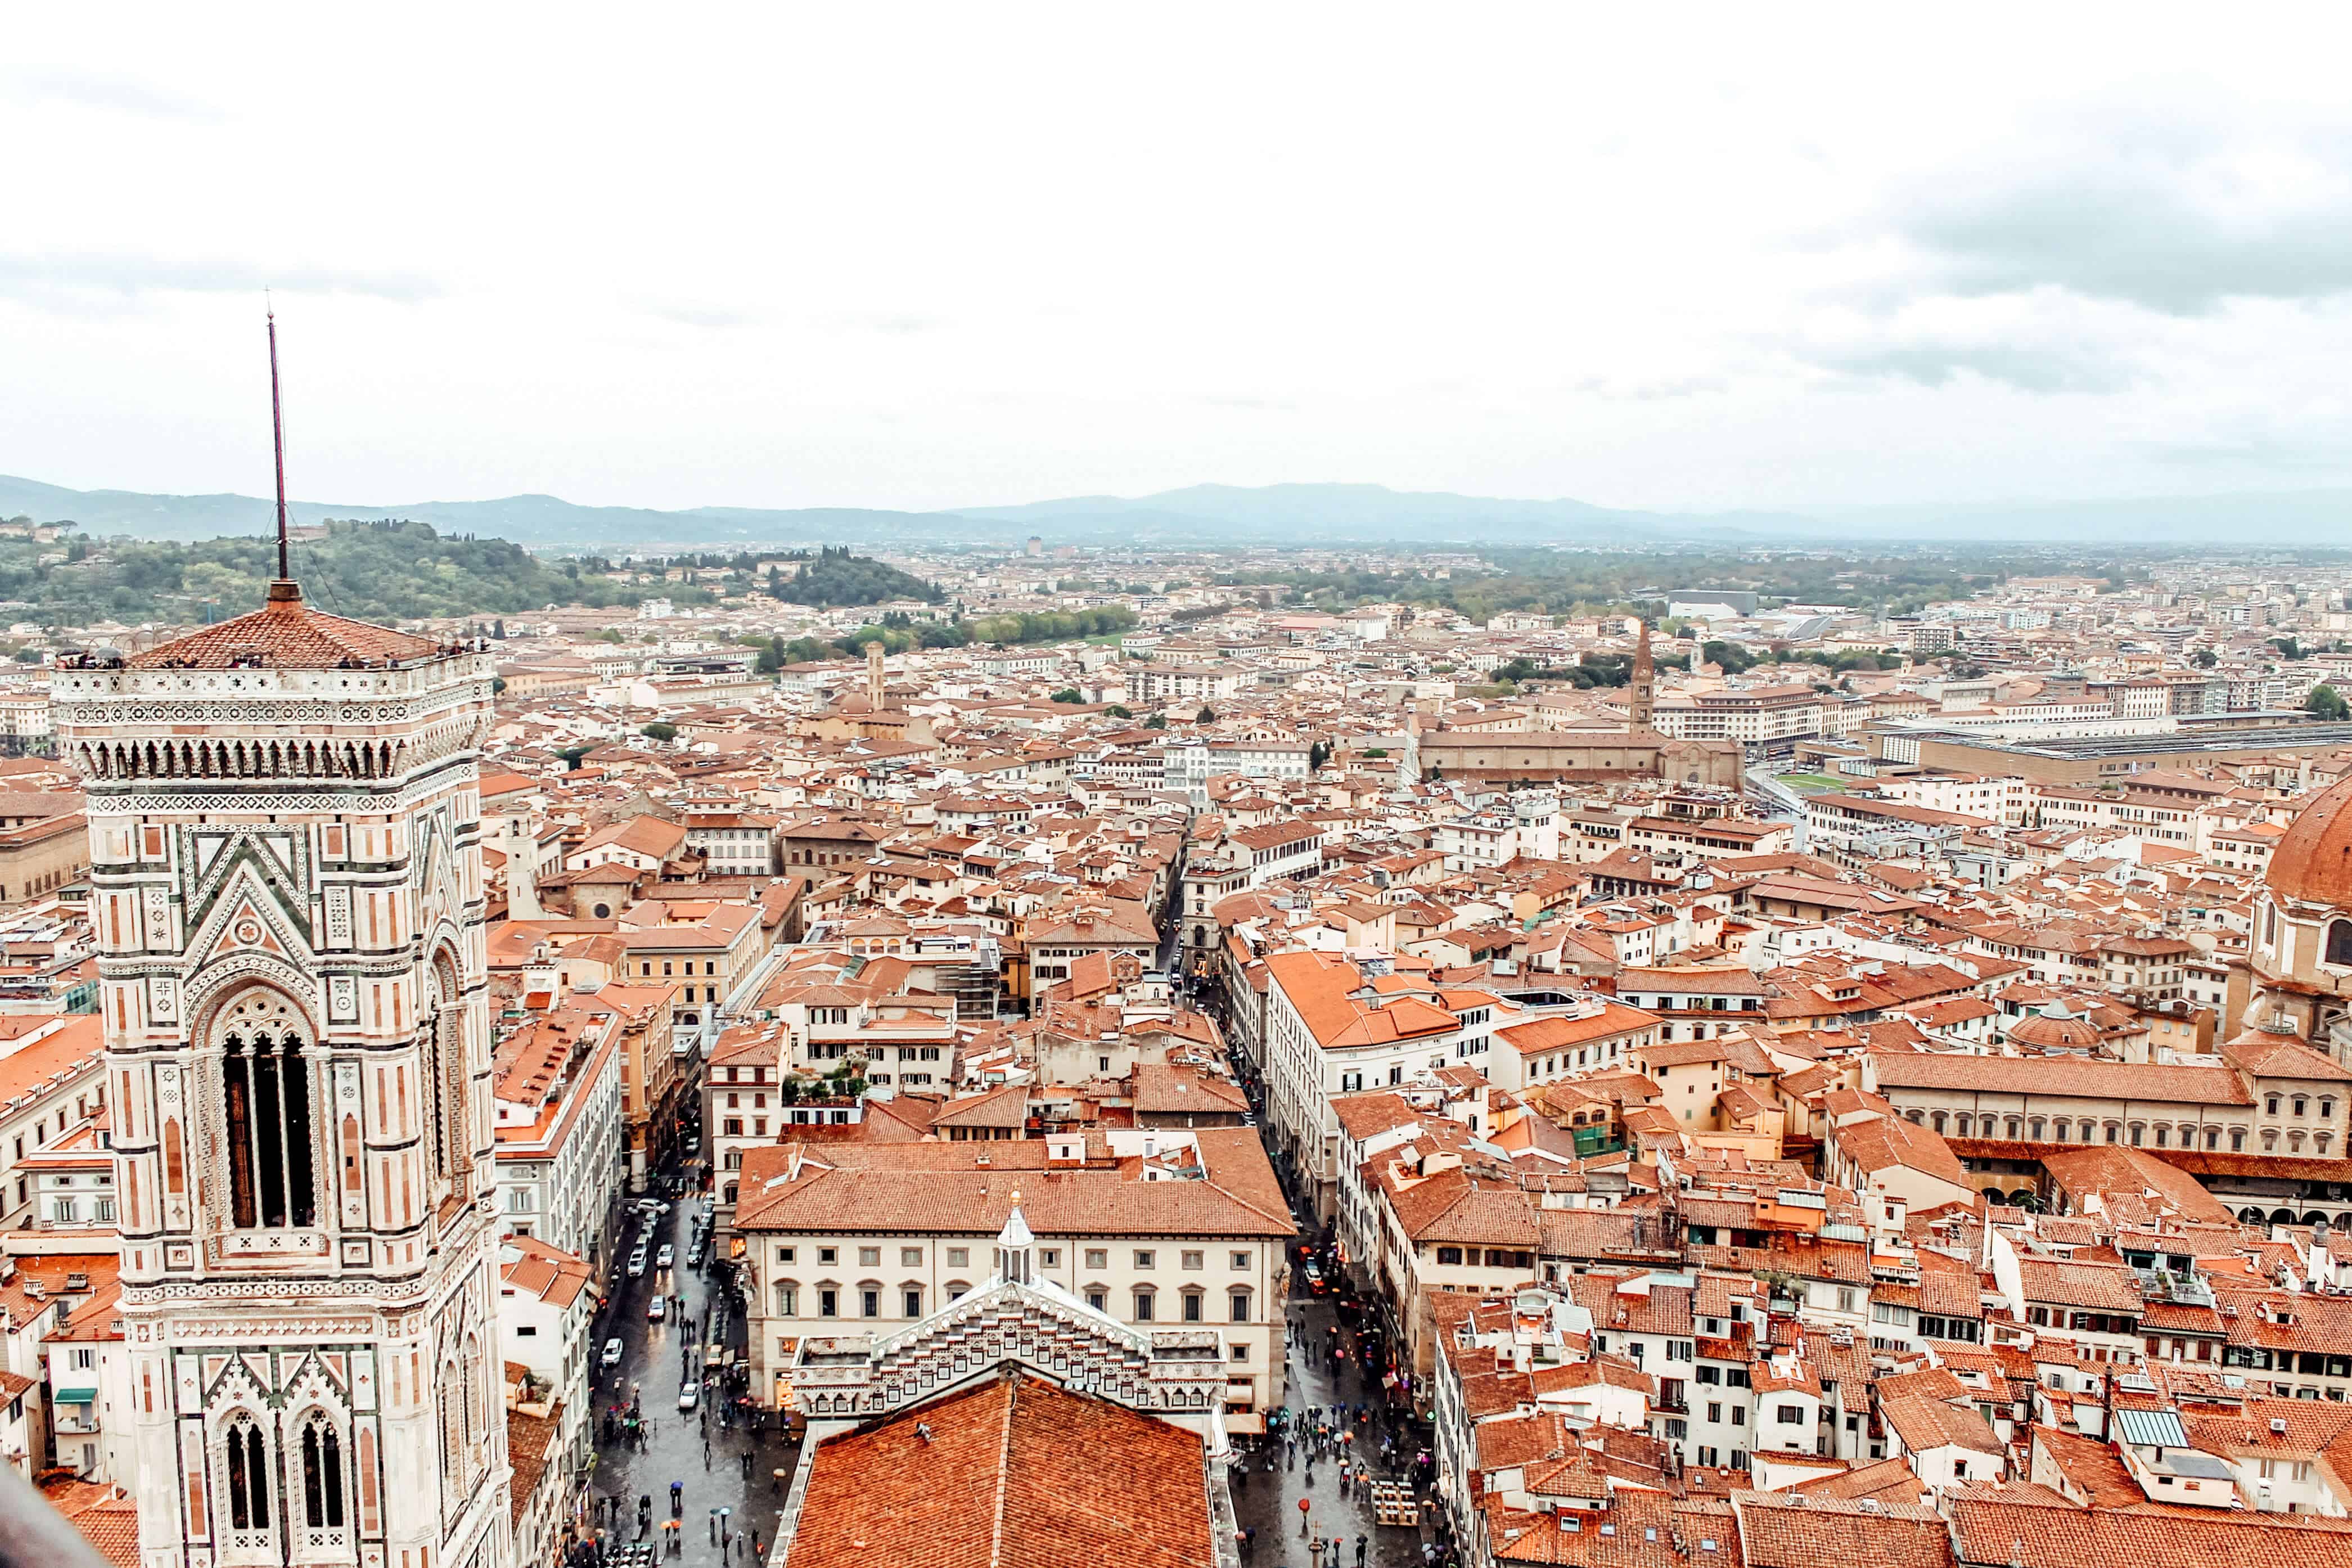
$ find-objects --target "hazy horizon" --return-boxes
[10,9,2352,518]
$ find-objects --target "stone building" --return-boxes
[53,574,511,1568]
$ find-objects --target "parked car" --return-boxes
[627,1249,648,1278]
[601,1339,623,1368]
[655,1244,675,1270]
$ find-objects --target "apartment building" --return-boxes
[731,1131,1294,1430]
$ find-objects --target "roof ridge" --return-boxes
[989,1372,1018,1568]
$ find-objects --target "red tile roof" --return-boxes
[789,1372,1212,1568]
[127,585,448,670]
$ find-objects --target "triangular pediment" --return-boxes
[182,827,313,945]
[186,860,313,975]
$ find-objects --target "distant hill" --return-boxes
[767,546,942,607]
[0,517,673,629]
[8,472,2352,550]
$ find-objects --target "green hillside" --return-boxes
[0,518,690,627]
[765,546,943,607]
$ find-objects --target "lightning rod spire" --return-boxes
[267,299,298,601]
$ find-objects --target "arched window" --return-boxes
[2296,1097,2310,1118]
[2331,921,2352,967]
[218,992,316,1231]
[425,958,471,1204]
[300,1416,345,1529]
[1231,1288,1252,1324]
[2028,1118,2045,1141]
[225,1418,270,1530]
[2052,1120,2070,1142]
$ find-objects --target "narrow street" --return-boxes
[574,1176,800,1564]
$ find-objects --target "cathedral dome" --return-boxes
[2266,776,2352,909]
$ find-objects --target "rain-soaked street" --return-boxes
[574,1181,800,1565]
[1227,1252,1449,1566]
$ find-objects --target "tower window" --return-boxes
[301,1417,345,1529]
[219,994,317,1231]
[2329,920,2352,968]
[225,1419,271,1530]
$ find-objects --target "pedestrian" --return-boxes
[1355,1536,1368,1566]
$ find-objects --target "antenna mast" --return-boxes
[268,303,293,588]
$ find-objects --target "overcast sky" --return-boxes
[9,7,2352,516]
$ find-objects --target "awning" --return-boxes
[55,1388,95,1404]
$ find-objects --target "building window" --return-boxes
[858,1247,880,1267]
[1183,1291,1204,1323]
[818,1288,838,1318]
[2330,920,2352,967]
[860,1288,880,1318]
[1182,1250,1204,1270]
[1134,1291,1155,1321]
[947,1247,968,1268]
[226,1419,271,1530]
[903,1288,923,1318]
[219,994,318,1231]
[900,1247,923,1267]
[300,1417,345,1530]
[1134,1250,1155,1269]
[1085,1249,1108,1269]
[1232,1290,1252,1323]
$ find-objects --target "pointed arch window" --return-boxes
[300,1416,345,1529]
[224,1419,271,1530]
[217,992,317,1230]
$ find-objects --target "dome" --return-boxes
[2266,775,2352,908]
[2008,1005,2101,1051]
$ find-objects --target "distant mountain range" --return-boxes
[5,472,2352,552]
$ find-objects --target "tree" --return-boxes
[1143,713,1167,730]
[1049,688,1082,704]
[557,745,591,770]
[640,721,679,742]
[1106,704,1133,718]
[492,618,507,639]
[2309,684,2349,722]
[1196,705,1218,723]
[490,676,507,695]
[2191,648,2218,668]
[1307,740,1331,772]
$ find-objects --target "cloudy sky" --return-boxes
[8,7,2352,515]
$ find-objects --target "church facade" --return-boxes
[55,581,510,1568]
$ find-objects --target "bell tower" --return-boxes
[53,314,511,1568]
[1629,619,1656,731]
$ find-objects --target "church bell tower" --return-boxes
[53,314,511,1568]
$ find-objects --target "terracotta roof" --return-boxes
[733,1133,1293,1238]
[128,585,447,670]
[1946,1493,2352,1568]
[788,1372,1211,1568]
[1735,1492,1950,1568]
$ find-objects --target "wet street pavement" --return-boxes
[1229,1277,1437,1567]
[576,1183,800,1564]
